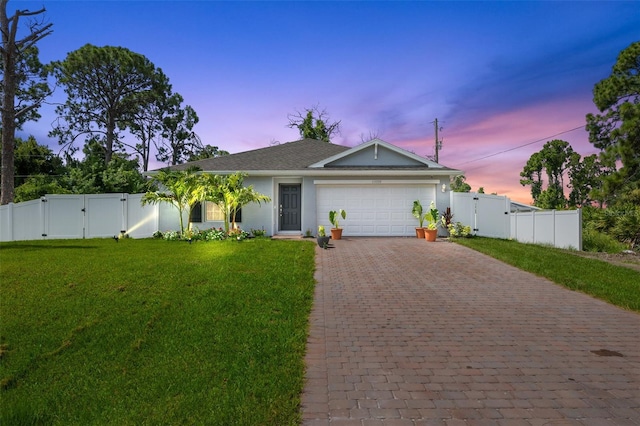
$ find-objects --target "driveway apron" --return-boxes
[301,238,640,425]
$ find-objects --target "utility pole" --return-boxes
[433,118,443,163]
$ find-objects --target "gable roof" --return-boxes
[166,138,349,172]
[309,138,443,168]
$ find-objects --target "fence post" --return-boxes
[552,209,556,248]
[578,208,583,251]
[121,193,128,235]
[532,210,536,244]
[6,203,14,242]
[41,196,47,239]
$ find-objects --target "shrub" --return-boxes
[582,228,627,253]
[251,228,267,238]
[200,227,226,241]
[448,222,472,238]
[228,228,249,241]
[162,230,181,241]
[583,203,640,250]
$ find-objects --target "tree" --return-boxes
[520,139,575,209]
[124,70,172,171]
[450,175,471,192]
[187,144,229,162]
[1,0,52,204]
[14,174,70,202]
[586,41,640,205]
[205,172,270,233]
[287,106,340,143]
[141,167,204,236]
[65,139,147,194]
[50,44,161,166]
[567,154,605,207]
[156,94,202,165]
[8,135,65,187]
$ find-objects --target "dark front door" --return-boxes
[279,184,301,231]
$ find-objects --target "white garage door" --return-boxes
[316,184,436,236]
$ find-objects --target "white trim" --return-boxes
[314,179,440,185]
[274,179,303,234]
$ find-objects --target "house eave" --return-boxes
[182,168,463,177]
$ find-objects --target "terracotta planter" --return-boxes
[330,228,343,240]
[424,229,437,242]
[415,227,426,239]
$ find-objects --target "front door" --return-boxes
[279,184,301,231]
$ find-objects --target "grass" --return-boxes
[453,237,640,312]
[0,238,316,425]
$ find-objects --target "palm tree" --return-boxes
[206,172,270,233]
[141,167,203,236]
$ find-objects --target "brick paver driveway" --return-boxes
[301,238,640,425]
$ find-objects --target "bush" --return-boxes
[448,222,472,238]
[582,228,627,253]
[163,230,181,241]
[228,228,249,241]
[251,228,267,238]
[200,227,226,241]
[583,203,640,250]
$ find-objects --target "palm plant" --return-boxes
[206,172,271,233]
[141,167,203,236]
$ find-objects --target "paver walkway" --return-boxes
[301,238,640,425]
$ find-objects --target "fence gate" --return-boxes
[44,195,85,239]
[450,192,510,239]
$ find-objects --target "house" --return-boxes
[166,138,463,237]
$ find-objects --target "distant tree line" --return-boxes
[1,1,227,204]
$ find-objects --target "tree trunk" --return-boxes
[1,27,16,205]
[105,114,115,165]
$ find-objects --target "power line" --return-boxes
[453,125,585,167]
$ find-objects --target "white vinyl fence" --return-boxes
[0,193,178,242]
[2,192,582,250]
[510,209,582,251]
[450,192,582,250]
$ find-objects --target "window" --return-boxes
[205,202,242,223]
[205,202,225,221]
[191,202,202,223]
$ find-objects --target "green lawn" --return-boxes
[0,238,316,425]
[454,237,640,312]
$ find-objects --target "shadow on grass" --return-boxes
[0,244,98,251]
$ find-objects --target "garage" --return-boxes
[316,183,437,236]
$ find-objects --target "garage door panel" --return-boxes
[317,184,436,236]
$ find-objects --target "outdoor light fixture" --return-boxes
[442,184,446,192]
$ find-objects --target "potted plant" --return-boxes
[329,209,346,240]
[317,225,330,248]
[424,201,440,242]
[412,200,426,239]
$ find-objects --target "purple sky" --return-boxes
[12,0,640,203]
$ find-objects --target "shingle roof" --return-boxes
[166,138,350,172]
